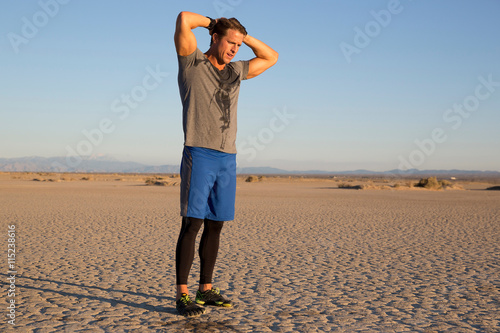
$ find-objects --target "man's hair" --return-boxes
[210,18,247,46]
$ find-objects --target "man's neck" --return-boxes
[204,49,226,71]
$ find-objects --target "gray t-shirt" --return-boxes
[178,48,249,153]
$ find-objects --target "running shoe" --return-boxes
[176,293,206,317]
[195,287,232,307]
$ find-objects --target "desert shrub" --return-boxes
[245,175,259,182]
[439,179,452,187]
[415,177,464,190]
[338,183,362,189]
[416,177,440,189]
[145,178,168,186]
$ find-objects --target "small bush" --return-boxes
[439,179,452,187]
[415,177,460,190]
[245,175,259,183]
[145,178,168,186]
[338,183,362,189]
[416,177,441,189]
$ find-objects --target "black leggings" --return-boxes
[175,217,225,285]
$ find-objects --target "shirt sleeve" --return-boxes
[177,48,200,70]
[234,60,250,80]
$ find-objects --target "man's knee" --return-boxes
[182,217,204,235]
[204,219,224,234]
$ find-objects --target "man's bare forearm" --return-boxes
[244,35,279,63]
[176,11,211,30]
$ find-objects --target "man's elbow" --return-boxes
[176,11,191,27]
[270,50,279,66]
[176,12,185,22]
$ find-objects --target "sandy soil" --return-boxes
[1,174,499,332]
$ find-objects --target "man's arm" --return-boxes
[174,11,211,56]
[244,35,279,79]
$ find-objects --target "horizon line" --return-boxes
[0,155,499,174]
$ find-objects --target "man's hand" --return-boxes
[244,35,279,79]
[206,17,218,33]
[174,12,212,56]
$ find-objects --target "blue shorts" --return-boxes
[180,146,237,221]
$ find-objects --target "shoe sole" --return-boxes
[196,300,232,307]
[177,308,206,317]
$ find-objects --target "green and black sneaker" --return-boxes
[195,287,232,307]
[176,293,206,317]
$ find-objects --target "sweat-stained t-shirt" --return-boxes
[177,48,249,153]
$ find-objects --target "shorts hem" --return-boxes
[181,213,234,222]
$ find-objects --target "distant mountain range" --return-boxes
[0,156,179,174]
[1,156,499,178]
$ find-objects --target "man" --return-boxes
[174,11,278,316]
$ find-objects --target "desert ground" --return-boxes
[1,172,499,332]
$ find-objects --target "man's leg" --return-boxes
[199,219,224,291]
[175,217,206,316]
[175,216,203,299]
[195,219,232,307]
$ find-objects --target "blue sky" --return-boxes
[1,0,499,171]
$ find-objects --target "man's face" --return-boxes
[213,29,245,65]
